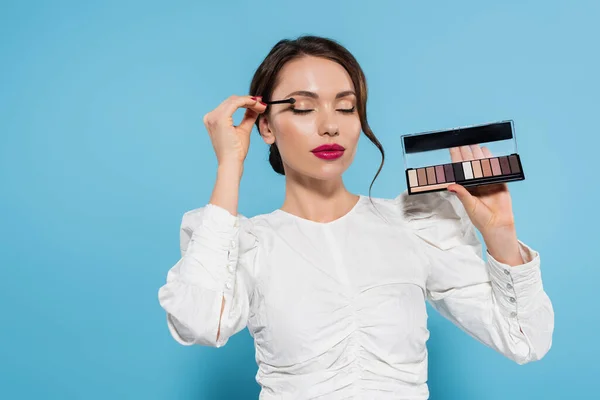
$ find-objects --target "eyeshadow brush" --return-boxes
[262,98,296,105]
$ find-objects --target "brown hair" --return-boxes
[249,35,385,195]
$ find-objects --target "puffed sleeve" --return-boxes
[157,203,259,348]
[401,190,554,365]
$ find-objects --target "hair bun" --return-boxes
[268,144,285,175]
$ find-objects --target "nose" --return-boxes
[317,116,339,137]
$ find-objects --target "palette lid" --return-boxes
[400,120,519,170]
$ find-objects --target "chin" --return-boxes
[307,162,349,181]
[285,155,353,181]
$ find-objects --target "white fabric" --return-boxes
[158,191,554,399]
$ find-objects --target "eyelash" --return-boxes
[291,106,356,115]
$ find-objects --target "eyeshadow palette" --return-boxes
[407,154,524,193]
[401,120,525,195]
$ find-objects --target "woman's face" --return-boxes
[259,56,362,181]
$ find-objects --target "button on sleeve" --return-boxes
[399,190,554,365]
[158,204,260,348]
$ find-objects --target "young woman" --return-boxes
[158,35,554,399]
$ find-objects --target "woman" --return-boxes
[158,35,554,399]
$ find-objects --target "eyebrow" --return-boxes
[284,90,356,99]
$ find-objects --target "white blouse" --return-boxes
[158,191,554,399]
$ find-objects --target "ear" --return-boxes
[258,115,276,145]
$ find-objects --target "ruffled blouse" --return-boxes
[158,191,554,399]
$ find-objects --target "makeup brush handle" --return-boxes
[265,98,296,105]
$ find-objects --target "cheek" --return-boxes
[276,116,318,147]
[344,118,362,146]
[349,118,362,137]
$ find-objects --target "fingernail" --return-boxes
[259,101,267,106]
[251,96,258,100]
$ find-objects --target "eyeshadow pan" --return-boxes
[509,155,521,173]
[444,164,455,181]
[481,159,492,177]
[499,156,511,174]
[490,158,502,176]
[453,163,465,181]
[411,182,453,193]
[435,165,446,183]
[426,167,436,184]
[417,168,427,186]
[462,161,474,179]
[408,170,418,187]
[472,160,483,178]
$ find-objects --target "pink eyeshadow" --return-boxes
[435,165,446,183]
[490,158,502,176]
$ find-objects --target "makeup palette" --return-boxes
[401,120,525,195]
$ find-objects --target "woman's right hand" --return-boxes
[203,95,267,167]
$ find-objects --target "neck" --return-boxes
[280,172,360,223]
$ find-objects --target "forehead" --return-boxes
[272,56,355,97]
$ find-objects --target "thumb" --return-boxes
[447,183,478,215]
[237,107,260,135]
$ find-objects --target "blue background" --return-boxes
[1,0,597,398]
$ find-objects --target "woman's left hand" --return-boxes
[447,145,524,266]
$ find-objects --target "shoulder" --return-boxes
[360,190,467,222]
[363,190,474,249]
[180,204,264,254]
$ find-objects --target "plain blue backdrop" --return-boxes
[1,0,598,399]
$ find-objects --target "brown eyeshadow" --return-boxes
[499,156,511,174]
[509,155,520,173]
[426,167,436,184]
[481,159,492,177]
[417,168,427,186]
[472,160,483,178]
[444,164,455,181]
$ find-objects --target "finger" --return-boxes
[247,96,268,114]
[447,183,479,216]
[219,95,266,120]
[449,147,462,162]
[470,144,485,159]
[459,145,474,161]
[236,107,261,134]
[481,146,493,158]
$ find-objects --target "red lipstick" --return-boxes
[311,144,345,160]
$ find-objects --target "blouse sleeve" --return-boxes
[401,190,554,365]
[157,203,259,348]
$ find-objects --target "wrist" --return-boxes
[217,161,244,179]
[482,226,524,266]
[210,164,242,216]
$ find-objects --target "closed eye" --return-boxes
[291,106,356,115]
[291,109,313,115]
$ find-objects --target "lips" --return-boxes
[311,143,345,160]
[311,144,345,152]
